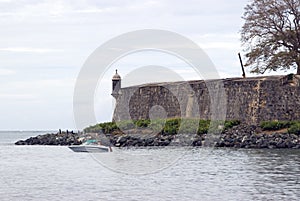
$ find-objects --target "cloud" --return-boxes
[0,93,35,101]
[0,68,15,75]
[0,47,63,53]
[0,0,254,129]
[72,7,116,14]
[196,33,239,39]
[9,78,75,91]
[199,42,240,50]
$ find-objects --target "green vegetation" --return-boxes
[260,120,300,135]
[84,122,119,133]
[197,120,211,134]
[288,123,300,135]
[224,120,240,129]
[162,118,181,135]
[148,119,166,133]
[260,121,292,131]
[84,118,241,135]
[116,120,135,130]
[84,119,300,136]
[134,119,151,128]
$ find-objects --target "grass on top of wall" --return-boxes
[260,120,300,135]
[83,118,241,135]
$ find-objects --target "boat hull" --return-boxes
[69,145,112,153]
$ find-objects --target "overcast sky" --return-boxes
[0,0,294,130]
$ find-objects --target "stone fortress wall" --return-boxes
[112,74,300,125]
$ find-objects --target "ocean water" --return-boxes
[0,131,300,201]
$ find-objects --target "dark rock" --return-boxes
[15,132,81,146]
[205,123,300,149]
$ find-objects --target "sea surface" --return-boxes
[0,131,300,201]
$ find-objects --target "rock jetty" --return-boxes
[108,124,300,149]
[15,131,82,146]
[109,133,204,147]
[15,124,300,149]
[215,124,300,149]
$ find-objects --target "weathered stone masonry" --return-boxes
[112,74,300,125]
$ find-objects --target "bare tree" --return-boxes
[241,0,300,74]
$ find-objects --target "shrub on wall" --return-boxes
[288,123,300,135]
[149,119,166,133]
[224,120,240,130]
[134,119,151,128]
[99,122,119,133]
[84,119,241,135]
[179,119,199,134]
[163,118,181,135]
[196,120,209,134]
[84,122,119,133]
[260,121,291,131]
[117,120,135,130]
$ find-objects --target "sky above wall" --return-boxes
[0,0,294,130]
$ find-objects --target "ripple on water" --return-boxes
[0,133,300,201]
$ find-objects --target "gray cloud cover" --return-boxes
[0,0,290,130]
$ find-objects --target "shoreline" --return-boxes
[15,123,300,149]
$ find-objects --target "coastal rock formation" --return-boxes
[107,124,300,149]
[15,124,300,149]
[216,124,300,149]
[15,132,82,146]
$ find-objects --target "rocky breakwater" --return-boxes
[14,124,300,149]
[15,131,82,146]
[108,129,204,147]
[107,124,300,149]
[215,124,300,149]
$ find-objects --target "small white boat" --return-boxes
[69,139,112,153]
